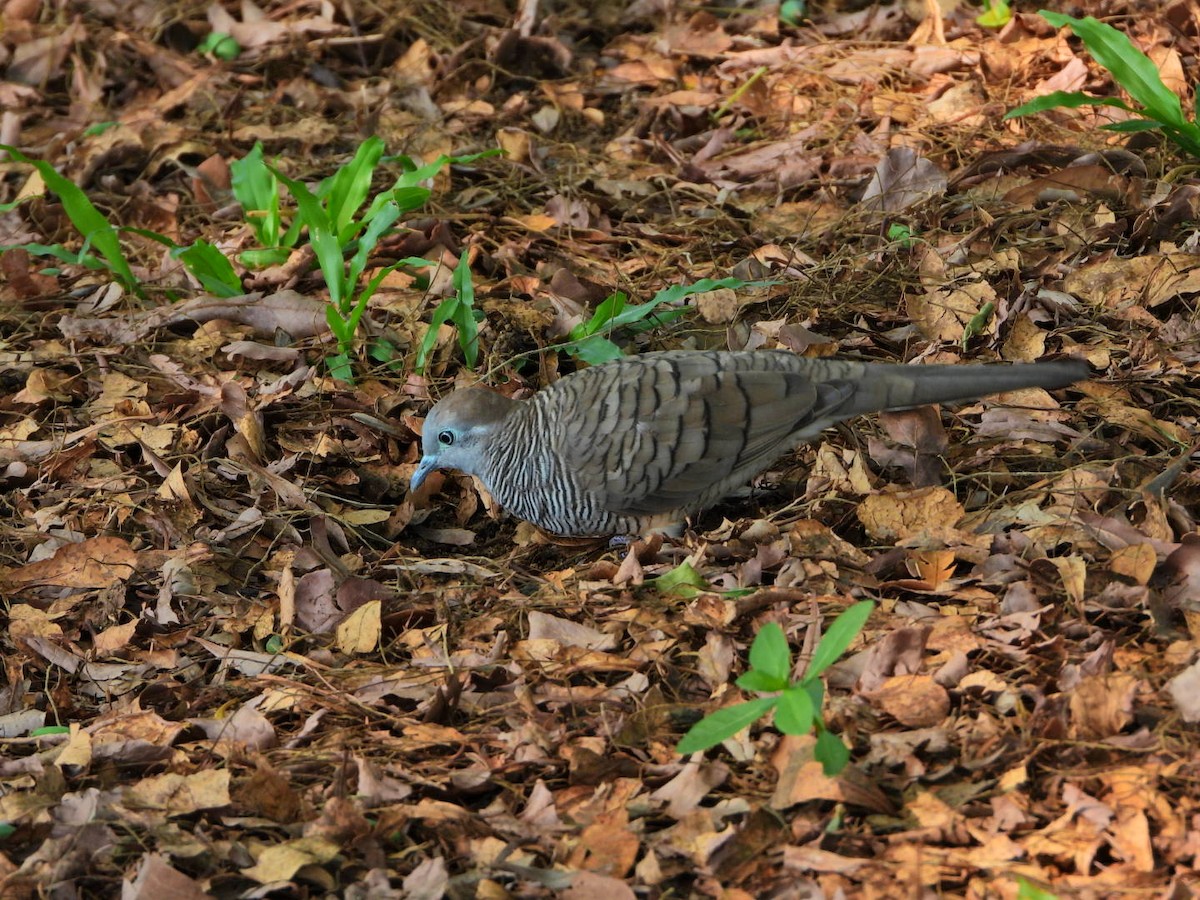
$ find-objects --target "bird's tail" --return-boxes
[840,357,1089,417]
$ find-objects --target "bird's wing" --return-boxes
[561,354,856,518]
[554,351,1087,521]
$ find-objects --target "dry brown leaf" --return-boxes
[241,837,341,884]
[568,808,639,877]
[125,770,231,817]
[335,599,382,654]
[868,674,950,727]
[1068,673,1138,739]
[857,486,965,543]
[770,735,894,813]
[3,535,138,591]
[124,855,209,900]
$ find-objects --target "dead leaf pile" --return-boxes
[0,0,1198,896]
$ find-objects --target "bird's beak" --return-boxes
[410,456,437,493]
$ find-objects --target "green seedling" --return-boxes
[0,136,498,359]
[713,66,767,121]
[260,140,498,380]
[1017,878,1059,900]
[976,0,1012,28]
[0,144,142,297]
[171,239,242,296]
[562,277,772,365]
[232,137,445,266]
[652,564,753,600]
[1006,11,1200,159]
[779,0,806,27]
[961,300,995,349]
[677,601,874,775]
[273,163,426,381]
[230,142,294,267]
[128,230,243,297]
[652,560,754,599]
[1,146,244,297]
[415,250,481,374]
[887,222,915,248]
[197,32,241,60]
[654,560,709,598]
[82,122,119,138]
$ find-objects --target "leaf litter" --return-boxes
[0,0,1199,896]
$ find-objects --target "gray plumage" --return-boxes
[409,350,1088,536]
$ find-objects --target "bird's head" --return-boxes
[409,387,516,493]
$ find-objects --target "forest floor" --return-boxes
[1,0,1198,897]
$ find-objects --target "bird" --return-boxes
[408,350,1088,537]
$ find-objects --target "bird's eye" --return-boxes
[438,430,455,446]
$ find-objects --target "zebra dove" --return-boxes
[409,350,1087,536]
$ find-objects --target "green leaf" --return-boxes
[387,185,432,215]
[1100,119,1169,133]
[392,150,484,188]
[654,560,708,597]
[1005,90,1134,120]
[961,300,995,350]
[31,725,71,737]
[326,305,353,344]
[364,148,502,220]
[346,201,401,289]
[571,291,627,340]
[561,277,778,362]
[805,601,873,678]
[312,226,349,310]
[369,338,399,364]
[272,167,331,233]
[815,726,851,776]
[1039,11,1185,127]
[131,227,240,296]
[651,276,755,306]
[173,240,242,297]
[239,247,290,268]
[322,135,385,243]
[804,677,825,710]
[415,295,462,373]
[231,142,282,248]
[720,587,756,599]
[342,257,404,340]
[736,669,789,693]
[274,167,348,308]
[629,277,775,329]
[1016,877,1060,900]
[1161,125,1200,157]
[975,0,1010,28]
[450,250,478,368]
[570,334,625,365]
[197,31,241,59]
[0,240,104,270]
[612,277,751,332]
[748,622,791,685]
[82,121,119,138]
[326,352,355,384]
[0,144,140,296]
[1008,11,1200,161]
[676,696,777,754]
[887,223,914,248]
[779,0,805,26]
[775,686,815,735]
